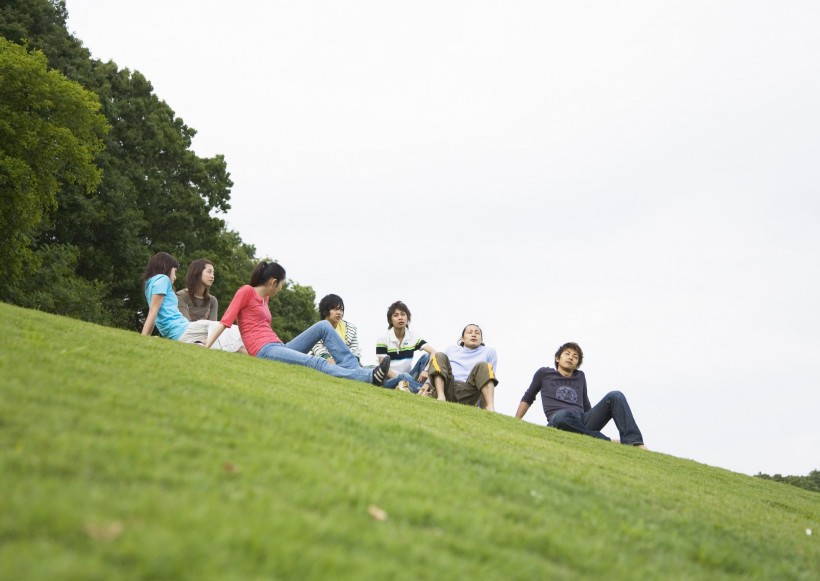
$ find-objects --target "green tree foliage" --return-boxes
[754,469,820,494]
[1,0,320,333]
[270,280,319,343]
[0,37,107,297]
[4,244,109,322]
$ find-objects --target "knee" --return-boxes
[318,320,334,332]
[428,352,449,378]
[550,409,571,428]
[606,390,627,403]
[473,362,498,385]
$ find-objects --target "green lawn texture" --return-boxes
[1,302,817,580]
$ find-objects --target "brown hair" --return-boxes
[185,258,214,298]
[142,252,180,289]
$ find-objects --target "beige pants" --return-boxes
[178,320,245,352]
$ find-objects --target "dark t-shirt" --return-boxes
[521,368,592,421]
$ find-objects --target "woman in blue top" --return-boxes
[141,251,212,343]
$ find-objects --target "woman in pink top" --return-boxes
[206,261,390,385]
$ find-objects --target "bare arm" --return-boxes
[515,401,531,419]
[204,323,226,349]
[141,294,164,336]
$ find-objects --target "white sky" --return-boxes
[66,1,820,476]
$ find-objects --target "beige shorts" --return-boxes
[178,320,245,353]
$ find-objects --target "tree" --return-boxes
[270,281,320,343]
[0,37,107,297]
[1,0,321,331]
[755,470,820,494]
[1,0,243,327]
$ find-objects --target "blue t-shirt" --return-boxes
[145,274,190,340]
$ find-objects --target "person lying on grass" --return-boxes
[376,300,437,392]
[205,261,390,386]
[515,342,647,448]
[422,324,499,411]
[176,258,246,354]
[309,293,362,364]
[141,252,225,346]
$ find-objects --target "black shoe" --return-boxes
[372,356,391,386]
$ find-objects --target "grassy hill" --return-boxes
[1,302,817,579]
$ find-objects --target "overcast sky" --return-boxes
[66,1,819,476]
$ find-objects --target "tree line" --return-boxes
[754,470,820,494]
[0,0,316,340]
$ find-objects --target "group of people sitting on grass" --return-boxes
[141,251,647,448]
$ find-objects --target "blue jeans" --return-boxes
[548,391,644,445]
[256,321,371,383]
[383,353,430,392]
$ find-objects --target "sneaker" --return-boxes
[372,356,391,386]
[396,380,411,392]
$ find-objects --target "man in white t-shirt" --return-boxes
[425,324,499,411]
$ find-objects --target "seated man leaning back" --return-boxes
[424,324,499,411]
[515,342,646,448]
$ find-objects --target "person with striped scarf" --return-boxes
[310,294,362,364]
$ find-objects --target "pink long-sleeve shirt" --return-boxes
[220,285,281,356]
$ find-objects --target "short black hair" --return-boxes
[319,294,345,320]
[387,300,411,328]
[554,342,583,368]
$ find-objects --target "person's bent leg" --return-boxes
[427,352,452,401]
[409,353,430,381]
[455,362,498,410]
[257,342,372,383]
[549,409,610,441]
[285,321,360,369]
[583,391,644,445]
[177,320,210,344]
[383,372,415,390]
[479,381,495,411]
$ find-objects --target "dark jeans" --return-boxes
[549,391,644,445]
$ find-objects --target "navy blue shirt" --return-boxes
[521,367,592,421]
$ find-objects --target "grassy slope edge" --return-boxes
[0,302,817,579]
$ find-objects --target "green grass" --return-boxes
[1,302,817,580]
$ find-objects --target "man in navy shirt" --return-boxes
[515,342,646,448]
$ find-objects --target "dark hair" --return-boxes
[250,260,286,287]
[142,252,180,289]
[387,300,411,328]
[319,294,345,320]
[554,342,583,368]
[458,324,484,346]
[185,258,214,298]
